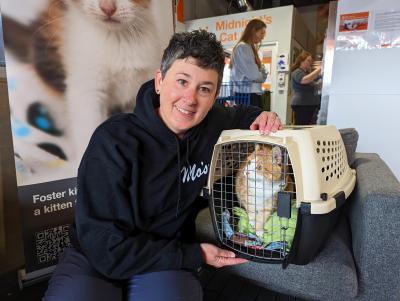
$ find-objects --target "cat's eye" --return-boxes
[257,165,262,170]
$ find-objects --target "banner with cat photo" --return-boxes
[1,0,173,276]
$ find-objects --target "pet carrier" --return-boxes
[203,125,356,267]
[216,81,251,106]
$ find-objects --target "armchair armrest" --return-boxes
[346,153,400,300]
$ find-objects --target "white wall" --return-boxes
[297,5,318,38]
[327,0,400,180]
[185,6,294,124]
[152,1,174,48]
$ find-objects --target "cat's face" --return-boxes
[154,57,219,138]
[242,145,283,182]
[69,0,150,27]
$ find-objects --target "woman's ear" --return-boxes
[154,69,162,94]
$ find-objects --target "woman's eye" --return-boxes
[199,86,211,94]
[177,79,187,86]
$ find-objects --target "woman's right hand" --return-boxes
[314,65,322,73]
[200,243,248,268]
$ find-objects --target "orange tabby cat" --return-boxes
[235,144,287,239]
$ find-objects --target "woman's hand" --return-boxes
[200,243,248,268]
[250,111,283,135]
[301,66,321,84]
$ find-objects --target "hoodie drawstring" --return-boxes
[185,137,191,167]
[175,136,191,218]
[175,137,181,217]
[175,137,181,218]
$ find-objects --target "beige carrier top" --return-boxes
[207,125,356,214]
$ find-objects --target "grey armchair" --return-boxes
[196,153,400,300]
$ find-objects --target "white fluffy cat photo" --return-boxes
[2,0,166,183]
[61,0,161,160]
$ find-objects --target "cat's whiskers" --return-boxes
[85,7,110,21]
[33,17,60,36]
[83,1,99,15]
[46,0,65,14]
[126,24,142,36]
[33,16,66,49]
[34,0,66,38]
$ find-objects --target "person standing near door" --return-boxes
[230,19,268,108]
[290,51,321,125]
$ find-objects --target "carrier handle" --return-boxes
[219,131,286,146]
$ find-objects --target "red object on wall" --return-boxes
[177,0,184,23]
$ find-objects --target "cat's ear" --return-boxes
[272,146,282,164]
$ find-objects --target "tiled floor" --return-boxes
[2,266,307,301]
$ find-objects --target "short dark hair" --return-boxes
[160,30,225,90]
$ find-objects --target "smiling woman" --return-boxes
[42,30,282,301]
[155,30,226,138]
[155,59,219,138]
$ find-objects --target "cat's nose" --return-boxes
[100,0,117,17]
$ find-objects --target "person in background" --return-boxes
[43,30,283,301]
[290,51,322,125]
[230,19,268,108]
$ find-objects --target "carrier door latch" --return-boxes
[333,191,346,208]
[277,191,292,219]
[321,191,346,208]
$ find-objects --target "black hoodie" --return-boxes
[73,79,262,280]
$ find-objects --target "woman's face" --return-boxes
[154,58,219,138]
[253,27,266,44]
[301,56,313,71]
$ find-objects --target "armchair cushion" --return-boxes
[346,153,400,300]
[196,209,358,300]
[339,128,359,167]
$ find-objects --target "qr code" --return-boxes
[35,224,71,264]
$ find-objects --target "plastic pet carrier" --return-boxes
[203,125,356,267]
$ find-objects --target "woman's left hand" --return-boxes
[250,111,283,135]
[200,243,248,268]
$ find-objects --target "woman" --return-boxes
[290,51,321,125]
[230,19,268,108]
[43,30,282,301]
